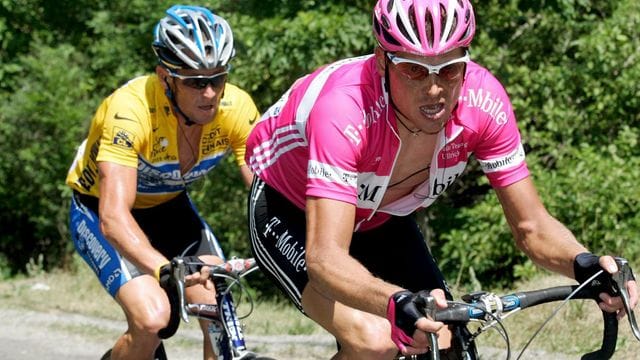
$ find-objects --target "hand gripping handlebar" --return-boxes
[418,257,638,360]
[159,257,258,338]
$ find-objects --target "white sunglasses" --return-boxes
[386,51,470,80]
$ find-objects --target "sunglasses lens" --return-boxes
[182,78,205,89]
[395,63,428,80]
[439,63,465,80]
[181,74,227,89]
[389,54,467,81]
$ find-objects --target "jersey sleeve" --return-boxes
[304,89,362,205]
[224,85,261,167]
[95,90,147,168]
[468,71,529,188]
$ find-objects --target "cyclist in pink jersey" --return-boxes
[246,1,637,359]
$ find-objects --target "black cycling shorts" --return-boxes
[248,177,451,312]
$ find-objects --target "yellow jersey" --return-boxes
[66,74,259,208]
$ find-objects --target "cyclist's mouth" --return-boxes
[198,104,216,113]
[420,103,445,121]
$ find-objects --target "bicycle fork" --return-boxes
[213,281,250,359]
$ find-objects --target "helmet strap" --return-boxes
[163,77,195,126]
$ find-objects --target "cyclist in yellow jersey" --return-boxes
[66,5,259,360]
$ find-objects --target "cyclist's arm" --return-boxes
[494,176,587,278]
[238,164,253,188]
[497,177,639,314]
[98,161,168,275]
[305,197,403,317]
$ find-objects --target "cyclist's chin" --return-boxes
[188,109,218,125]
[420,116,447,133]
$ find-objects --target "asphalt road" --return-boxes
[0,307,335,359]
[0,306,581,359]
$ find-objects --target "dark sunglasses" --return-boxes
[386,51,469,81]
[168,70,228,90]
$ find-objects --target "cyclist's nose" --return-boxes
[201,84,221,97]
[423,75,443,96]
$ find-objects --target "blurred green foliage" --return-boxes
[0,1,638,296]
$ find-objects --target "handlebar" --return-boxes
[172,257,258,321]
[158,257,259,339]
[419,257,638,360]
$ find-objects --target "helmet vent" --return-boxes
[442,3,458,43]
[386,0,394,13]
[396,9,414,45]
[378,14,401,47]
[424,7,436,48]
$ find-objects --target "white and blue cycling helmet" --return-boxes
[152,5,235,70]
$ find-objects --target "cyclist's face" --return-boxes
[376,47,467,133]
[158,66,227,125]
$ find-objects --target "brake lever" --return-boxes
[419,295,440,360]
[171,257,190,323]
[612,257,640,341]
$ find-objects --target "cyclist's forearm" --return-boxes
[496,178,588,279]
[306,197,402,317]
[97,161,168,275]
[306,249,402,317]
[513,214,587,279]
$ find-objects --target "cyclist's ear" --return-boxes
[374,46,386,77]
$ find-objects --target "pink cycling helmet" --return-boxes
[373,0,476,56]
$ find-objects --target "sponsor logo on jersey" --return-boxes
[308,160,357,187]
[112,127,135,148]
[463,88,508,125]
[114,113,136,122]
[439,141,469,164]
[356,172,388,206]
[151,136,169,158]
[202,127,229,155]
[431,166,464,197]
[77,140,100,192]
[477,143,525,173]
[361,94,386,128]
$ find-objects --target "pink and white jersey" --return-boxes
[247,55,529,231]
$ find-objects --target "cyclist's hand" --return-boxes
[182,256,214,290]
[155,256,212,289]
[574,253,638,319]
[386,289,447,355]
[597,256,638,319]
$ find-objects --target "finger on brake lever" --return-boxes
[612,257,640,341]
[418,295,440,360]
[171,258,190,323]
